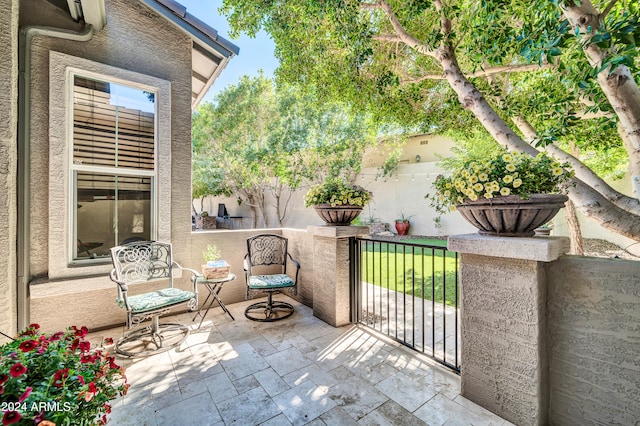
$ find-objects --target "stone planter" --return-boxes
[369,221,388,234]
[313,204,363,226]
[456,194,568,237]
[202,260,231,279]
[195,215,217,230]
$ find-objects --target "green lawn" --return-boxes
[359,239,459,307]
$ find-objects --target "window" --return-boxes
[71,75,156,260]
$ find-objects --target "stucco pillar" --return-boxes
[448,234,569,426]
[0,0,19,342]
[307,225,369,327]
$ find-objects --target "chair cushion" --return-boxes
[118,288,195,313]
[248,274,295,290]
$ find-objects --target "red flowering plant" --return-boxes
[0,324,127,425]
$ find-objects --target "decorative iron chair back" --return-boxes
[108,240,199,357]
[110,241,174,292]
[246,234,288,273]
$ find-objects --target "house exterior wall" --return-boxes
[27,0,194,328]
[547,256,640,425]
[0,0,19,341]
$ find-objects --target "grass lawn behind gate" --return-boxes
[360,238,459,307]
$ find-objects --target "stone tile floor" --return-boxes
[89,298,512,426]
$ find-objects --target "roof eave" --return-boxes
[139,0,239,59]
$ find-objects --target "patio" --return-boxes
[92,297,511,425]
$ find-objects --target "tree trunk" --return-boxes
[272,181,284,228]
[436,46,539,157]
[272,180,295,227]
[567,142,584,255]
[375,1,640,241]
[239,189,267,228]
[619,124,640,200]
[565,198,585,255]
[561,1,640,153]
[250,206,258,228]
[435,45,640,240]
[512,116,586,253]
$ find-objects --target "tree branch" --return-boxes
[375,0,436,58]
[511,115,640,216]
[360,3,380,10]
[372,34,402,43]
[600,0,619,19]
[399,63,550,84]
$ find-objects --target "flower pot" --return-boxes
[395,220,410,236]
[456,194,568,237]
[202,260,231,279]
[313,204,363,226]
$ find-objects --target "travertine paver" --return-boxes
[92,298,511,425]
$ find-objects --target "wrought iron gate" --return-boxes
[351,237,460,373]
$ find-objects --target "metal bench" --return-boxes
[109,241,199,357]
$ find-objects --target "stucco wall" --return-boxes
[32,228,315,331]
[547,256,640,425]
[27,0,195,328]
[0,0,18,340]
[27,0,192,280]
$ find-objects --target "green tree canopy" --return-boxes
[219,0,640,240]
[192,74,385,227]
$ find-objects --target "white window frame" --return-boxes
[48,52,172,279]
[68,71,158,263]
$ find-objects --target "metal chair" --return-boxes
[244,234,300,321]
[109,241,199,357]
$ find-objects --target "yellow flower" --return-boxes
[506,163,516,172]
[445,182,452,189]
[473,183,484,192]
[513,178,522,188]
[484,192,493,199]
[469,174,479,184]
[552,167,563,176]
[502,154,513,162]
[551,161,561,168]
[444,190,451,197]
[478,173,488,182]
[500,187,511,196]
[503,175,513,184]
[469,193,478,201]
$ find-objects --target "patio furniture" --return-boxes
[192,273,237,327]
[244,234,300,322]
[216,203,244,229]
[109,241,199,357]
